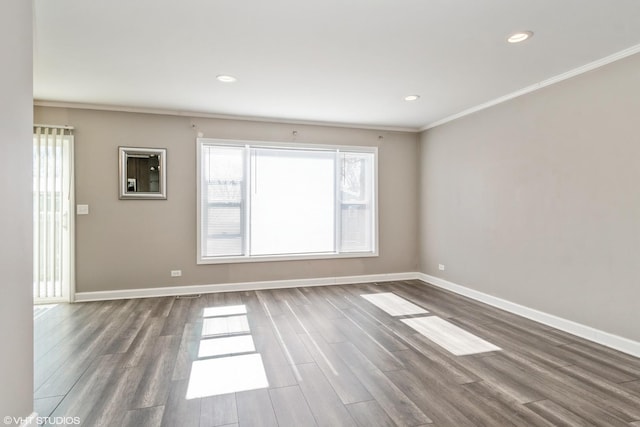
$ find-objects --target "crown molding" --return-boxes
[33,100,419,133]
[421,42,640,131]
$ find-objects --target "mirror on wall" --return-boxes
[119,147,167,199]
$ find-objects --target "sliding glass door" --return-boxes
[33,126,74,302]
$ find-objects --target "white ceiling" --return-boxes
[33,0,640,131]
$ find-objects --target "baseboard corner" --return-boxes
[416,273,640,358]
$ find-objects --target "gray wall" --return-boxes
[34,107,419,293]
[420,53,640,342]
[0,0,34,418]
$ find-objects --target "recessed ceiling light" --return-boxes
[404,95,420,101]
[216,75,237,83]
[507,31,533,43]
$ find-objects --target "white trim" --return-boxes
[198,251,379,265]
[68,135,76,303]
[74,272,417,302]
[33,100,418,133]
[417,273,640,358]
[421,42,640,131]
[20,412,38,427]
[196,138,378,264]
[197,137,379,153]
[33,124,74,130]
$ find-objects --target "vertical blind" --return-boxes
[33,126,74,301]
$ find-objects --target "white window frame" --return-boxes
[197,138,379,264]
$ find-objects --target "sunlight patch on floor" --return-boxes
[187,304,268,399]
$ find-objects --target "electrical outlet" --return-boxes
[76,204,89,215]
[170,270,182,277]
[438,264,445,271]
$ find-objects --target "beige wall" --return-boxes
[33,107,419,293]
[420,53,640,342]
[0,0,34,418]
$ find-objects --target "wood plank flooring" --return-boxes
[34,280,640,426]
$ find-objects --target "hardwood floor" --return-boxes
[34,280,640,426]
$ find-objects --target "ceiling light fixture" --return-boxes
[507,31,533,43]
[404,95,420,101]
[216,75,237,83]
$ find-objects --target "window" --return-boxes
[197,139,377,263]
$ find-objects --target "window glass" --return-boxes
[250,148,335,256]
[201,145,244,257]
[340,152,374,252]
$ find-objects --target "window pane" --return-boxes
[340,152,374,252]
[201,145,245,257]
[250,148,335,256]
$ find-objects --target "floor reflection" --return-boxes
[33,304,58,320]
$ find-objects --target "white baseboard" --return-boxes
[73,270,639,358]
[417,273,640,358]
[74,272,419,302]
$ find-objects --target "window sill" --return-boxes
[197,250,379,265]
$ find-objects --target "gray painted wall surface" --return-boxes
[0,0,34,418]
[34,107,420,293]
[420,53,640,342]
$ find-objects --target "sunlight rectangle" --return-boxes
[361,292,428,316]
[203,304,247,317]
[202,315,250,337]
[198,335,256,358]
[186,353,269,399]
[401,316,501,356]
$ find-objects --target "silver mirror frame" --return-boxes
[119,147,167,200]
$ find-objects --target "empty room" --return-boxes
[2,0,640,426]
